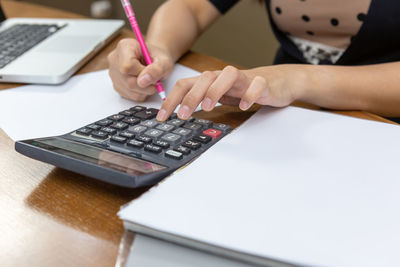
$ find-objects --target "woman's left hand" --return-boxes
[156,65,309,121]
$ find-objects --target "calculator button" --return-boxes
[130,105,146,112]
[120,131,135,139]
[182,140,201,150]
[76,127,92,136]
[140,120,159,128]
[161,133,182,145]
[186,116,195,122]
[167,113,178,120]
[156,123,175,132]
[128,125,147,134]
[172,127,192,137]
[203,128,222,138]
[134,108,158,120]
[91,131,108,140]
[127,139,144,148]
[111,135,127,144]
[135,135,152,144]
[165,150,183,160]
[122,117,140,125]
[86,124,101,131]
[183,123,203,134]
[174,145,190,155]
[101,127,117,135]
[154,140,170,149]
[194,119,212,128]
[167,119,185,127]
[144,129,164,139]
[119,110,136,116]
[108,114,125,121]
[111,122,128,130]
[96,119,113,127]
[144,144,162,154]
[193,134,211,144]
[212,123,232,133]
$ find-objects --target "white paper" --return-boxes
[119,106,400,267]
[125,234,249,267]
[0,64,200,141]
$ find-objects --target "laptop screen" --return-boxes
[0,3,6,23]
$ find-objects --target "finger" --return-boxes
[137,61,164,88]
[109,69,153,101]
[178,71,217,119]
[201,66,250,111]
[137,55,173,88]
[125,75,157,96]
[239,76,267,110]
[156,77,197,121]
[116,39,145,76]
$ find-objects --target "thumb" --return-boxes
[137,58,171,88]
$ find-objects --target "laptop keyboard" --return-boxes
[0,24,64,69]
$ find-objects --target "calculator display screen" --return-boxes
[31,137,167,176]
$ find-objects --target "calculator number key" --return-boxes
[161,133,182,145]
[144,129,164,139]
[128,125,147,134]
[203,128,222,138]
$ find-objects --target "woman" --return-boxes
[107,0,400,122]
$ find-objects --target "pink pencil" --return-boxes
[120,0,166,101]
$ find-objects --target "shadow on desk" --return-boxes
[25,167,150,243]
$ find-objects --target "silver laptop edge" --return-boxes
[0,8,124,84]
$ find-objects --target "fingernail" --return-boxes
[178,105,190,120]
[202,97,213,111]
[138,74,152,87]
[239,101,249,110]
[156,109,167,121]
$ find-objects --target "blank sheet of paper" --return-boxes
[119,106,400,267]
[0,64,200,141]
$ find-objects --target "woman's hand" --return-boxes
[108,38,175,102]
[156,65,308,121]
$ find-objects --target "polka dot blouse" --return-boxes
[270,0,371,64]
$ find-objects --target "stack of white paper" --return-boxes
[119,106,400,267]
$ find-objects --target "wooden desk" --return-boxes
[0,1,396,266]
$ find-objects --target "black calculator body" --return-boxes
[15,106,232,188]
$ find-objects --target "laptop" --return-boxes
[0,3,124,84]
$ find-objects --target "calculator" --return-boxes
[15,106,232,188]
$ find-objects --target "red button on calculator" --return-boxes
[203,128,222,138]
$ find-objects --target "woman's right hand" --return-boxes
[107,38,175,102]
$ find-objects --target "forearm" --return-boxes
[300,62,400,117]
[146,0,220,62]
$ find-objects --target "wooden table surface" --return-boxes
[0,1,397,266]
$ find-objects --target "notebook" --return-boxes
[118,106,400,267]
